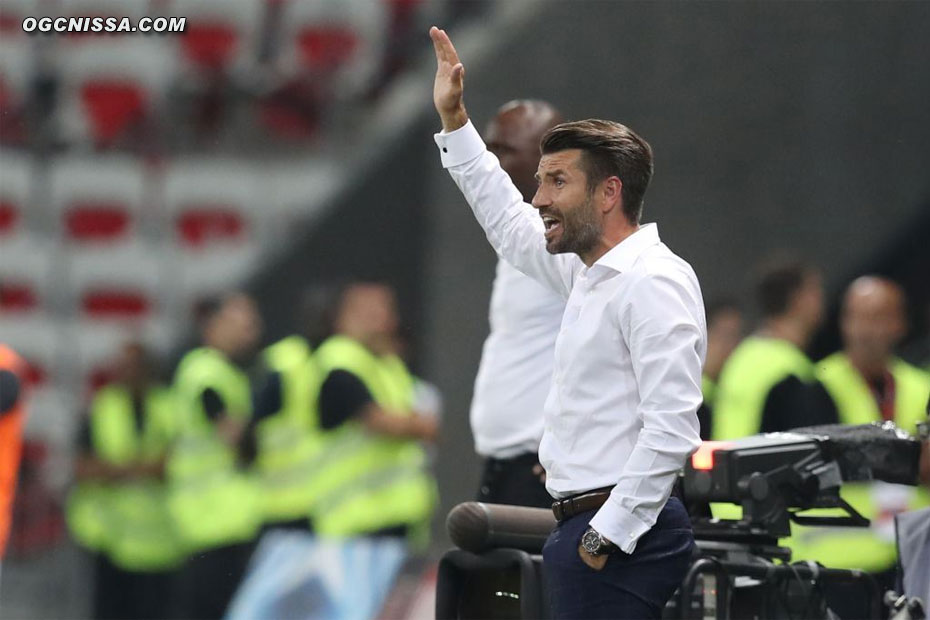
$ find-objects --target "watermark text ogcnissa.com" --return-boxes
[22,16,187,34]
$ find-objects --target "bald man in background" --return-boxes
[469,100,565,508]
[792,276,930,615]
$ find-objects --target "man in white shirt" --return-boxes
[471,100,566,509]
[430,28,705,619]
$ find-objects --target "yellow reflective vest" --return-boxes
[711,336,814,440]
[786,353,930,572]
[256,335,326,523]
[67,384,184,572]
[167,347,260,551]
[307,335,437,543]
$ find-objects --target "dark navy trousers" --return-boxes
[542,497,694,619]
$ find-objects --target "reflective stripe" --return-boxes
[168,348,260,549]
[256,336,327,522]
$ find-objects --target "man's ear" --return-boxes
[601,176,623,214]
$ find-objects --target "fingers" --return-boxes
[429,26,461,68]
[429,26,444,64]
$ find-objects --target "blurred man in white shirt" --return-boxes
[471,100,565,509]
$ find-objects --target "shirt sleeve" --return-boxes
[589,272,705,554]
[435,121,578,299]
[0,370,20,415]
[252,371,283,424]
[762,377,838,432]
[318,370,375,430]
[201,388,225,422]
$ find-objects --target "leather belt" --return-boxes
[551,486,613,522]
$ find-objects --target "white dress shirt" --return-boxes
[435,121,706,553]
[470,259,566,459]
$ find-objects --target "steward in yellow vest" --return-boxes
[253,334,325,526]
[305,283,438,545]
[711,262,825,440]
[789,277,930,578]
[67,341,182,620]
[168,292,263,620]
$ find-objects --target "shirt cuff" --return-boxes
[588,497,653,555]
[434,120,485,168]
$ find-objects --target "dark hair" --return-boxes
[756,260,816,318]
[705,298,742,324]
[540,119,653,224]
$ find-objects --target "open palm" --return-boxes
[430,26,468,132]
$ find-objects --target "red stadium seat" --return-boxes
[57,40,176,148]
[64,243,166,323]
[170,0,262,75]
[296,25,360,73]
[80,82,147,147]
[277,0,387,99]
[49,156,148,246]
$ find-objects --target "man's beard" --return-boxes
[545,192,602,256]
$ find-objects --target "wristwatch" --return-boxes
[581,527,617,556]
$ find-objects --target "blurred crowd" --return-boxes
[15,281,441,619]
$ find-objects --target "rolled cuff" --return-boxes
[588,497,653,555]
[434,120,485,168]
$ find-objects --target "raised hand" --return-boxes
[430,26,468,132]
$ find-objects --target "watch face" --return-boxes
[582,529,601,554]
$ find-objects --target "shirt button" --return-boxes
[442,147,448,153]
[480,485,490,495]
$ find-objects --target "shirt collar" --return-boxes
[591,223,661,274]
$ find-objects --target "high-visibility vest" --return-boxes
[307,335,437,542]
[167,347,260,551]
[66,385,183,571]
[0,345,26,558]
[709,337,814,523]
[711,336,814,440]
[255,335,326,523]
[784,353,930,572]
[701,374,716,408]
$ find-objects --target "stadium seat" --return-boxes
[0,236,57,316]
[0,39,32,145]
[162,158,263,316]
[276,0,388,99]
[56,39,176,148]
[168,0,263,76]
[0,152,55,314]
[48,155,149,246]
[0,150,33,237]
[0,0,34,38]
[63,242,167,324]
[163,157,264,248]
[0,316,64,394]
